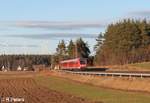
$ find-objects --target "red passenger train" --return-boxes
[59,58,87,70]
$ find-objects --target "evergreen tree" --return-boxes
[56,40,66,56]
[94,32,104,52]
[67,40,75,58]
[139,20,150,47]
[55,40,67,63]
[76,38,90,58]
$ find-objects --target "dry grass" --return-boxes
[101,62,150,71]
[36,71,150,103]
[46,71,150,93]
[129,62,150,70]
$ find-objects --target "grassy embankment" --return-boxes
[129,62,150,70]
[35,75,150,103]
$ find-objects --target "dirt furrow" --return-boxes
[0,72,96,103]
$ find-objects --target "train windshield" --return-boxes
[80,60,86,64]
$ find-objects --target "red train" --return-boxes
[59,58,87,70]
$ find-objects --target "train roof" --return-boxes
[60,58,86,63]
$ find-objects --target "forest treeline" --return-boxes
[0,55,51,70]
[0,38,92,70]
[94,19,150,65]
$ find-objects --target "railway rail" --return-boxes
[59,70,150,78]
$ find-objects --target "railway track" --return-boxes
[59,70,150,78]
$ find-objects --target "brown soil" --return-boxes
[0,72,96,103]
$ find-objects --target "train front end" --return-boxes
[79,58,87,70]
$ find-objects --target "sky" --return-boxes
[0,0,149,54]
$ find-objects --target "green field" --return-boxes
[35,75,150,103]
[129,62,150,70]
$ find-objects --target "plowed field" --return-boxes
[0,72,94,103]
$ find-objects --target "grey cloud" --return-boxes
[7,44,39,48]
[0,43,39,48]
[0,44,6,47]
[4,21,106,30]
[4,33,98,39]
[128,10,150,16]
